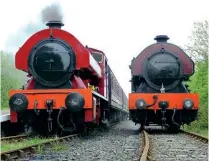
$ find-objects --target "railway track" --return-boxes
[0,122,119,161]
[0,133,83,161]
[139,130,151,161]
[139,128,208,161]
[1,134,29,143]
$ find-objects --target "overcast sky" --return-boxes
[0,0,208,95]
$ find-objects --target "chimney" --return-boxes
[46,20,64,29]
[154,35,169,43]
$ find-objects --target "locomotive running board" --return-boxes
[92,91,108,101]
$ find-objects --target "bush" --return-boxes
[1,51,25,109]
[186,61,208,130]
[184,21,208,133]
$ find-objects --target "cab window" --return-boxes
[92,52,103,63]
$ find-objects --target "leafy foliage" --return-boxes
[186,21,208,61]
[0,51,25,109]
[184,21,208,133]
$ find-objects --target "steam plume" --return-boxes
[41,3,63,23]
[4,3,64,53]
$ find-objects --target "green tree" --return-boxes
[186,21,208,62]
[0,51,25,109]
[185,21,208,133]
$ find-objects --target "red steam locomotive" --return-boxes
[8,21,128,135]
[128,35,199,132]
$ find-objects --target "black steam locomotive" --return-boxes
[128,35,199,132]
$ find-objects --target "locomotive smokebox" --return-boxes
[154,35,169,43]
[46,20,64,29]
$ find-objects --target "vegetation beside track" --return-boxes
[1,136,53,153]
[183,20,208,138]
[0,51,25,110]
[183,129,208,138]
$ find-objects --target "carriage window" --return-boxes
[92,52,103,63]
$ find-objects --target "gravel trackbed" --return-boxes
[27,121,141,161]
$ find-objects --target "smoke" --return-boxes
[41,3,63,23]
[4,2,64,53]
[4,21,44,53]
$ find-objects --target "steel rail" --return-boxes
[139,128,208,161]
[180,129,208,143]
[139,130,150,161]
[1,134,29,142]
[1,133,82,161]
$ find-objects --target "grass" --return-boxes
[51,142,68,152]
[1,136,69,153]
[198,129,208,138]
[182,128,208,138]
[1,137,53,153]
